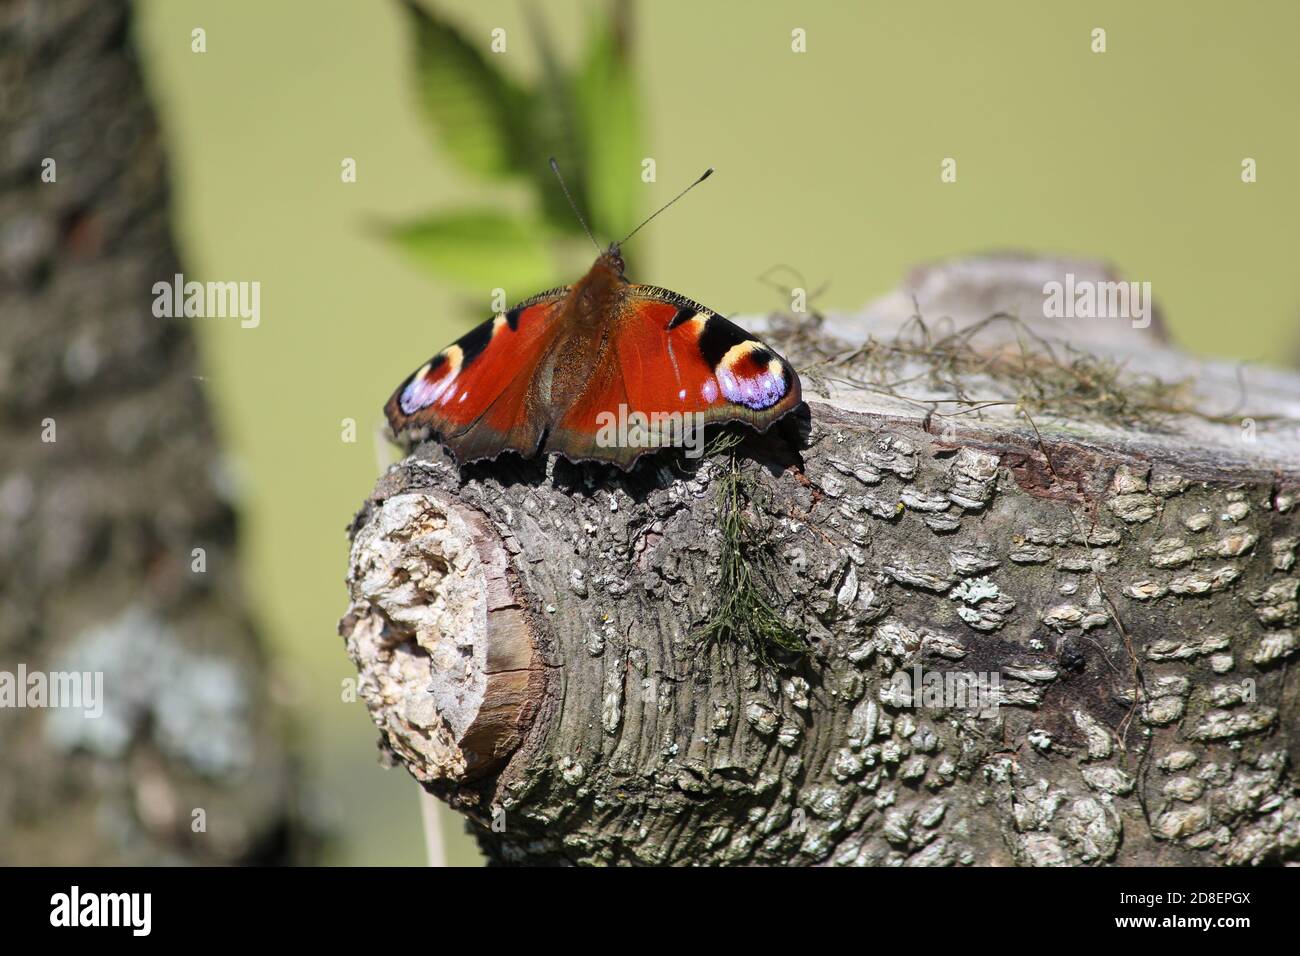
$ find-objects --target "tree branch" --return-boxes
[341,255,1300,866]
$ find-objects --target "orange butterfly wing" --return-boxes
[545,286,802,466]
[384,288,568,464]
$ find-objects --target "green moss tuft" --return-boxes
[697,452,808,664]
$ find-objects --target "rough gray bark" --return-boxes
[0,0,308,863]
[341,254,1300,866]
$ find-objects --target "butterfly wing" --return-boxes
[545,285,802,467]
[385,288,569,464]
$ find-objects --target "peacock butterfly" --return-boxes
[385,163,803,470]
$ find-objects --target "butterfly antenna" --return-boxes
[549,157,601,253]
[618,167,714,247]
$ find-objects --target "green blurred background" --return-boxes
[132,0,1300,865]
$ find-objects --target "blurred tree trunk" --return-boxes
[0,0,310,863]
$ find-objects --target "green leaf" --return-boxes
[527,92,590,237]
[401,0,531,180]
[519,9,590,236]
[572,3,641,241]
[384,210,555,293]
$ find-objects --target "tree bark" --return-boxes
[0,0,309,863]
[341,254,1300,866]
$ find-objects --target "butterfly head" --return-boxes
[599,243,627,279]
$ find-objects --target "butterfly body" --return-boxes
[386,245,802,469]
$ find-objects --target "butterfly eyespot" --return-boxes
[398,363,432,414]
[399,346,463,414]
[715,343,788,410]
[701,379,719,403]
